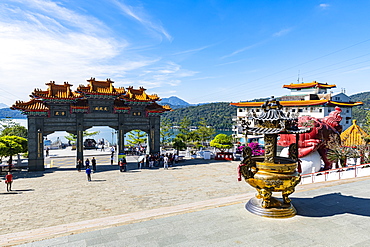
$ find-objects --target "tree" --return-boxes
[172,137,186,155]
[178,116,191,136]
[160,119,173,146]
[127,130,147,146]
[64,130,100,144]
[0,119,27,138]
[194,118,216,146]
[327,135,357,168]
[1,125,28,138]
[210,134,233,152]
[0,136,28,164]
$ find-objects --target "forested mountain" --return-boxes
[0,108,25,119]
[350,91,370,126]
[161,102,235,130]
[160,96,191,107]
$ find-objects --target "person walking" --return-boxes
[85,166,92,181]
[163,155,169,170]
[110,155,114,165]
[91,157,96,172]
[5,172,13,192]
[77,159,83,172]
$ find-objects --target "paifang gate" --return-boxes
[11,78,171,171]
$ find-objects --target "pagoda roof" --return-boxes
[231,99,363,107]
[121,86,160,102]
[32,81,80,100]
[340,120,369,147]
[11,99,49,112]
[283,81,336,89]
[77,77,125,95]
[246,97,311,135]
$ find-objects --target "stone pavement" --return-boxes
[0,151,370,246]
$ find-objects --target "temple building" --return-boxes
[231,81,363,143]
[340,120,369,147]
[12,78,171,171]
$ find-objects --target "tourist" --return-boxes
[5,172,13,192]
[145,155,149,168]
[77,159,82,172]
[45,147,49,157]
[138,159,144,169]
[110,146,115,156]
[110,155,114,165]
[149,155,154,168]
[163,155,169,170]
[85,158,90,168]
[85,166,92,181]
[91,157,96,172]
[119,157,127,172]
[174,154,179,165]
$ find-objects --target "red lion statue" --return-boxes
[278,106,343,171]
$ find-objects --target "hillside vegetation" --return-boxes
[162,102,235,130]
[350,91,370,126]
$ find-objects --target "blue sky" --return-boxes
[1,0,370,106]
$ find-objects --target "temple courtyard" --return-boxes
[1,150,370,246]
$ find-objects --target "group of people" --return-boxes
[138,153,179,169]
[76,157,97,181]
[1,172,13,192]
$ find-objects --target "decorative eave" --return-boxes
[76,77,125,98]
[32,81,81,103]
[11,99,49,116]
[283,81,336,89]
[340,120,369,147]
[121,86,160,103]
[145,103,172,116]
[327,101,363,107]
[231,99,363,108]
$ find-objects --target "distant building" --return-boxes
[231,81,363,144]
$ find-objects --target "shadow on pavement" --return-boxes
[293,192,370,217]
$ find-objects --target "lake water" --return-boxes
[3,118,232,145]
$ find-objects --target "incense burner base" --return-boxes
[246,197,296,218]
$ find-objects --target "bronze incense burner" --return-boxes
[239,97,310,218]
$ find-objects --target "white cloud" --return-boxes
[111,0,172,41]
[0,0,180,105]
[319,3,330,9]
[172,45,211,55]
[119,62,197,89]
[273,28,292,37]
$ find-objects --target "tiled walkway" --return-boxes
[1,152,370,246]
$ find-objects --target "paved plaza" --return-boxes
[0,149,370,246]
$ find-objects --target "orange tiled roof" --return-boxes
[231,100,363,107]
[11,99,49,111]
[283,81,336,89]
[341,120,369,147]
[32,81,80,99]
[122,86,160,102]
[77,77,125,95]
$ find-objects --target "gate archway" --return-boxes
[12,78,171,171]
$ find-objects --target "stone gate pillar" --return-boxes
[118,114,125,154]
[76,113,84,162]
[149,116,160,154]
[28,117,45,171]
